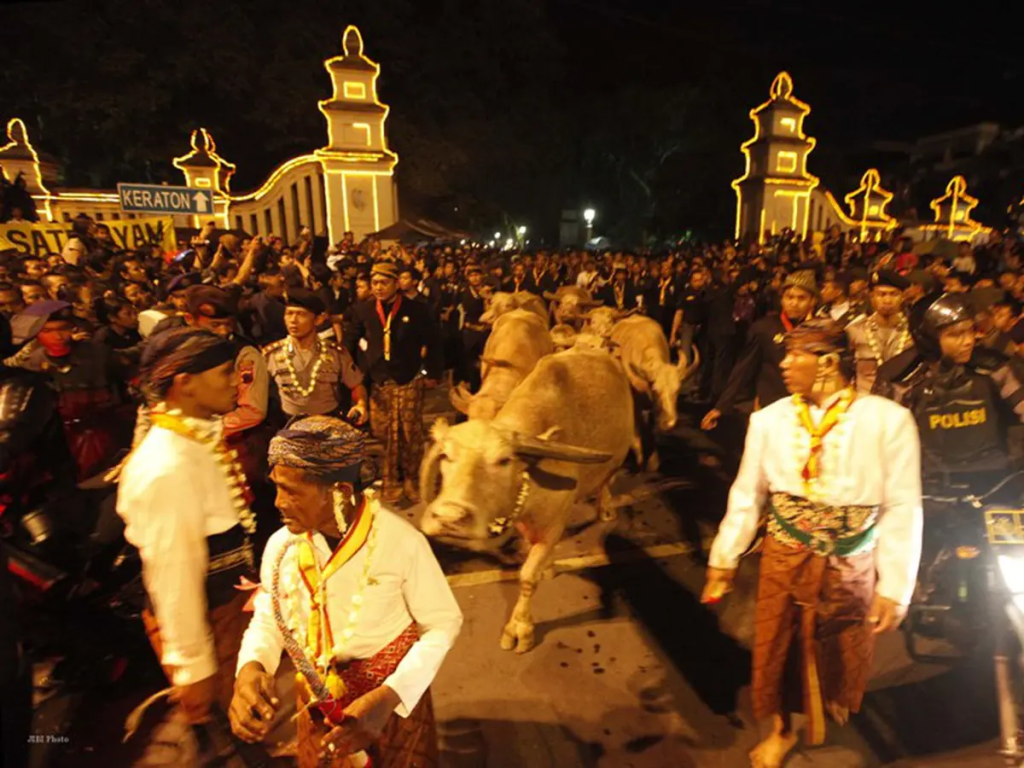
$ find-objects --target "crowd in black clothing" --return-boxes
[3,216,1024,475]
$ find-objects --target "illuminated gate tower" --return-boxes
[316,25,399,240]
[732,72,819,243]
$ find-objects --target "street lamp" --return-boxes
[583,208,596,243]
[517,226,527,236]
[494,232,501,240]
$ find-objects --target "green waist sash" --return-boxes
[768,492,878,557]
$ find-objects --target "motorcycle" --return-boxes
[903,470,1024,765]
[0,368,145,688]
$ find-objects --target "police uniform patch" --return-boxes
[238,359,255,385]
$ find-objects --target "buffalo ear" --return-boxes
[449,385,473,415]
[536,425,563,442]
[430,417,450,442]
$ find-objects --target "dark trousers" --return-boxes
[703,334,737,404]
[1,658,31,768]
[458,329,487,391]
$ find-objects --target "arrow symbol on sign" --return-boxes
[193,191,209,213]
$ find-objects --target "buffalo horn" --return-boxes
[677,344,701,383]
[511,433,613,464]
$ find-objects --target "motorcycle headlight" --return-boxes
[997,554,1024,616]
[998,554,1024,593]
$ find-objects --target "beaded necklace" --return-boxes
[287,497,379,696]
[284,337,329,398]
[150,410,257,535]
[864,313,910,365]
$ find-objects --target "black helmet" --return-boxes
[909,292,974,361]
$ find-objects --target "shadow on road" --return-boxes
[854,654,999,762]
[440,714,603,768]
[584,533,751,719]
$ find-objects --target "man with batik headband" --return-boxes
[701,318,923,767]
[117,327,258,726]
[231,417,461,767]
[344,262,443,504]
[844,270,912,393]
[265,288,368,421]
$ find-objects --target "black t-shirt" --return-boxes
[94,325,141,351]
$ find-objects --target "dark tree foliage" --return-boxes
[0,0,741,241]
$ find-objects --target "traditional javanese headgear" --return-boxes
[268,415,367,487]
[783,270,819,299]
[870,269,910,291]
[139,327,236,402]
[282,287,326,315]
[370,261,398,280]
[784,317,847,355]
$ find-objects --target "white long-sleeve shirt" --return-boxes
[238,506,462,717]
[116,417,242,685]
[709,392,923,606]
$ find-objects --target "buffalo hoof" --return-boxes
[500,620,535,653]
[646,451,660,474]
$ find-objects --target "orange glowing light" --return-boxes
[930,175,980,239]
[777,151,798,173]
[344,82,367,99]
[229,155,320,203]
[732,72,819,241]
[843,168,896,240]
[172,128,237,193]
[1,118,53,221]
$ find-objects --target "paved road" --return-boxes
[30,402,1010,767]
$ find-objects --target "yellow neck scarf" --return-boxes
[793,387,856,488]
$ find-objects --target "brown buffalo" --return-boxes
[449,309,553,420]
[610,315,699,470]
[479,291,547,325]
[543,286,600,329]
[421,348,634,652]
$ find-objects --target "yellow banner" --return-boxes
[0,216,177,259]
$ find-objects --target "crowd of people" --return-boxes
[5,211,1024,767]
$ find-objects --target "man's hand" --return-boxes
[172,674,217,724]
[700,409,722,432]
[228,662,279,743]
[867,595,906,634]
[700,567,736,604]
[319,685,401,759]
[347,402,368,426]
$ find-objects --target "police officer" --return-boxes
[844,270,912,393]
[874,292,1024,486]
[264,288,367,421]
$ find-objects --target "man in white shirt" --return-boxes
[117,327,257,725]
[702,319,922,768]
[230,416,462,768]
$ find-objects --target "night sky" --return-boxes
[559,0,1024,140]
[3,0,1022,239]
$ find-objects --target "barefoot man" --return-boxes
[701,318,923,767]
